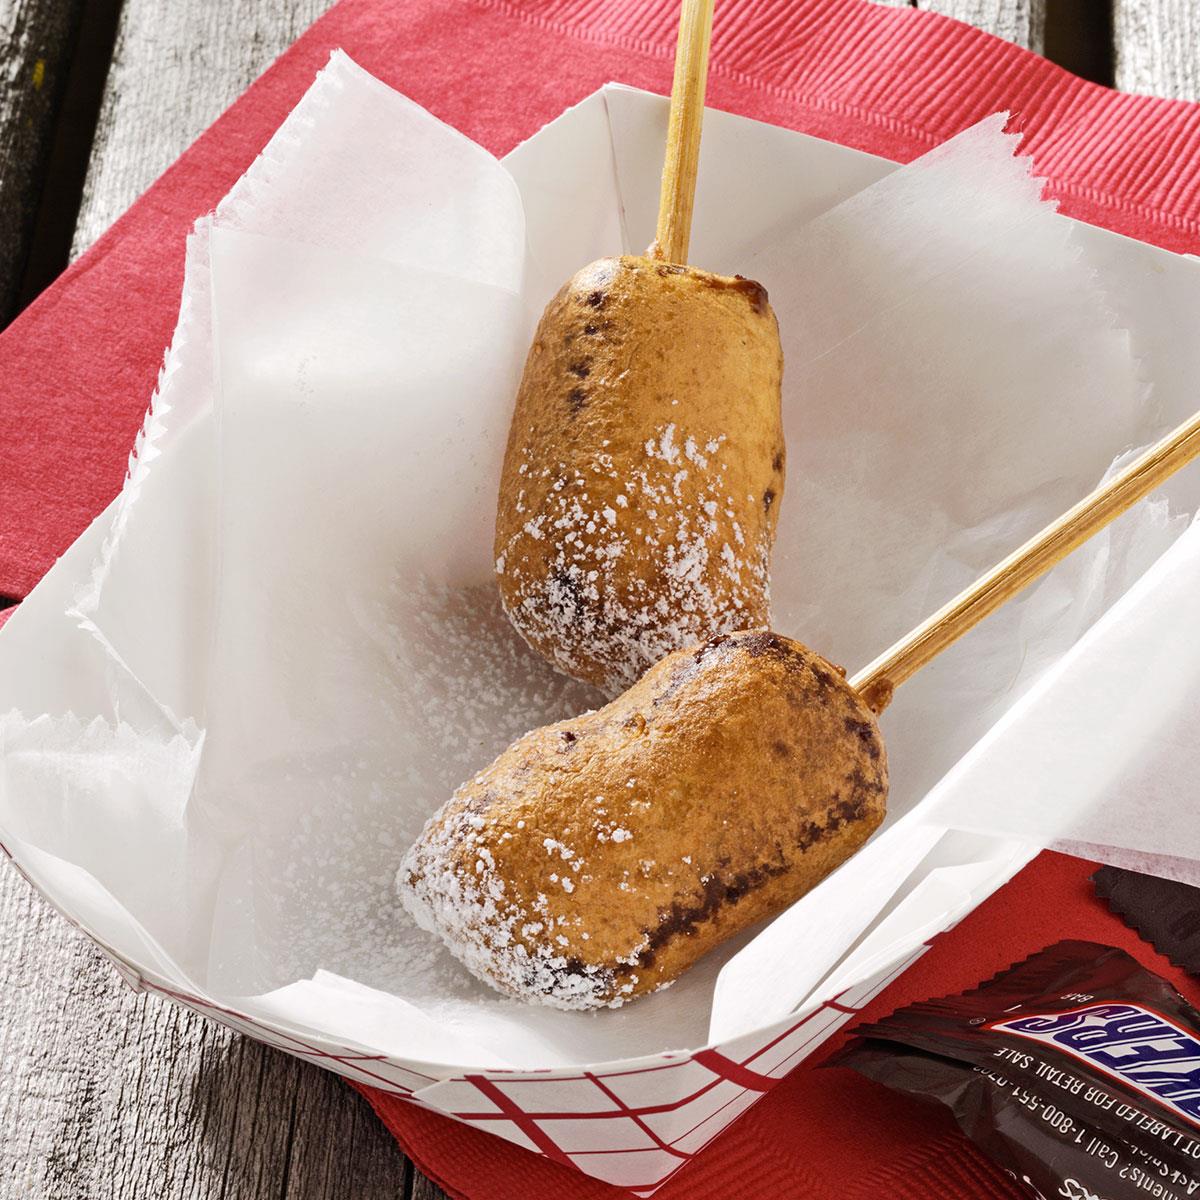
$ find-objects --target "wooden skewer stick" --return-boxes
[850,408,1200,713]
[652,0,715,265]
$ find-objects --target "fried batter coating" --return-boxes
[399,631,887,1010]
[495,257,785,696]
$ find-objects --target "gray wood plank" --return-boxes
[0,864,414,1200]
[871,0,1045,52]
[0,0,83,321]
[72,0,334,258]
[1113,0,1200,101]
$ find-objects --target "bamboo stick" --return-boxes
[652,0,715,265]
[850,409,1200,713]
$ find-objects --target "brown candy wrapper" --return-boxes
[1093,868,1200,977]
[831,941,1200,1200]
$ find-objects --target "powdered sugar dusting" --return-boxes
[227,573,602,1016]
[498,425,772,695]
[400,785,658,1011]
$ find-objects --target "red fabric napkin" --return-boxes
[4,1,1200,1196]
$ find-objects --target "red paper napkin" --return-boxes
[4,1,1200,1196]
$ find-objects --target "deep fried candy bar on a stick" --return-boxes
[494,0,786,697]
[402,629,884,1009]
[403,410,1200,1009]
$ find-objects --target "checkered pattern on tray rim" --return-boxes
[2,840,927,1193]
[139,956,924,1194]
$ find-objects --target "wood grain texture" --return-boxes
[71,0,333,257]
[654,0,715,263]
[0,0,82,321]
[1113,0,1200,101]
[871,0,1045,52]
[0,863,415,1200]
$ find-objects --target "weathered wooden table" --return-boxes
[0,2,1196,1196]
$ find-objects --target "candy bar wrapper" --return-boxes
[3,52,1200,1193]
[1094,868,1200,977]
[832,941,1200,1200]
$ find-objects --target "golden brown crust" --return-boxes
[494,256,785,696]
[399,630,888,1009]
